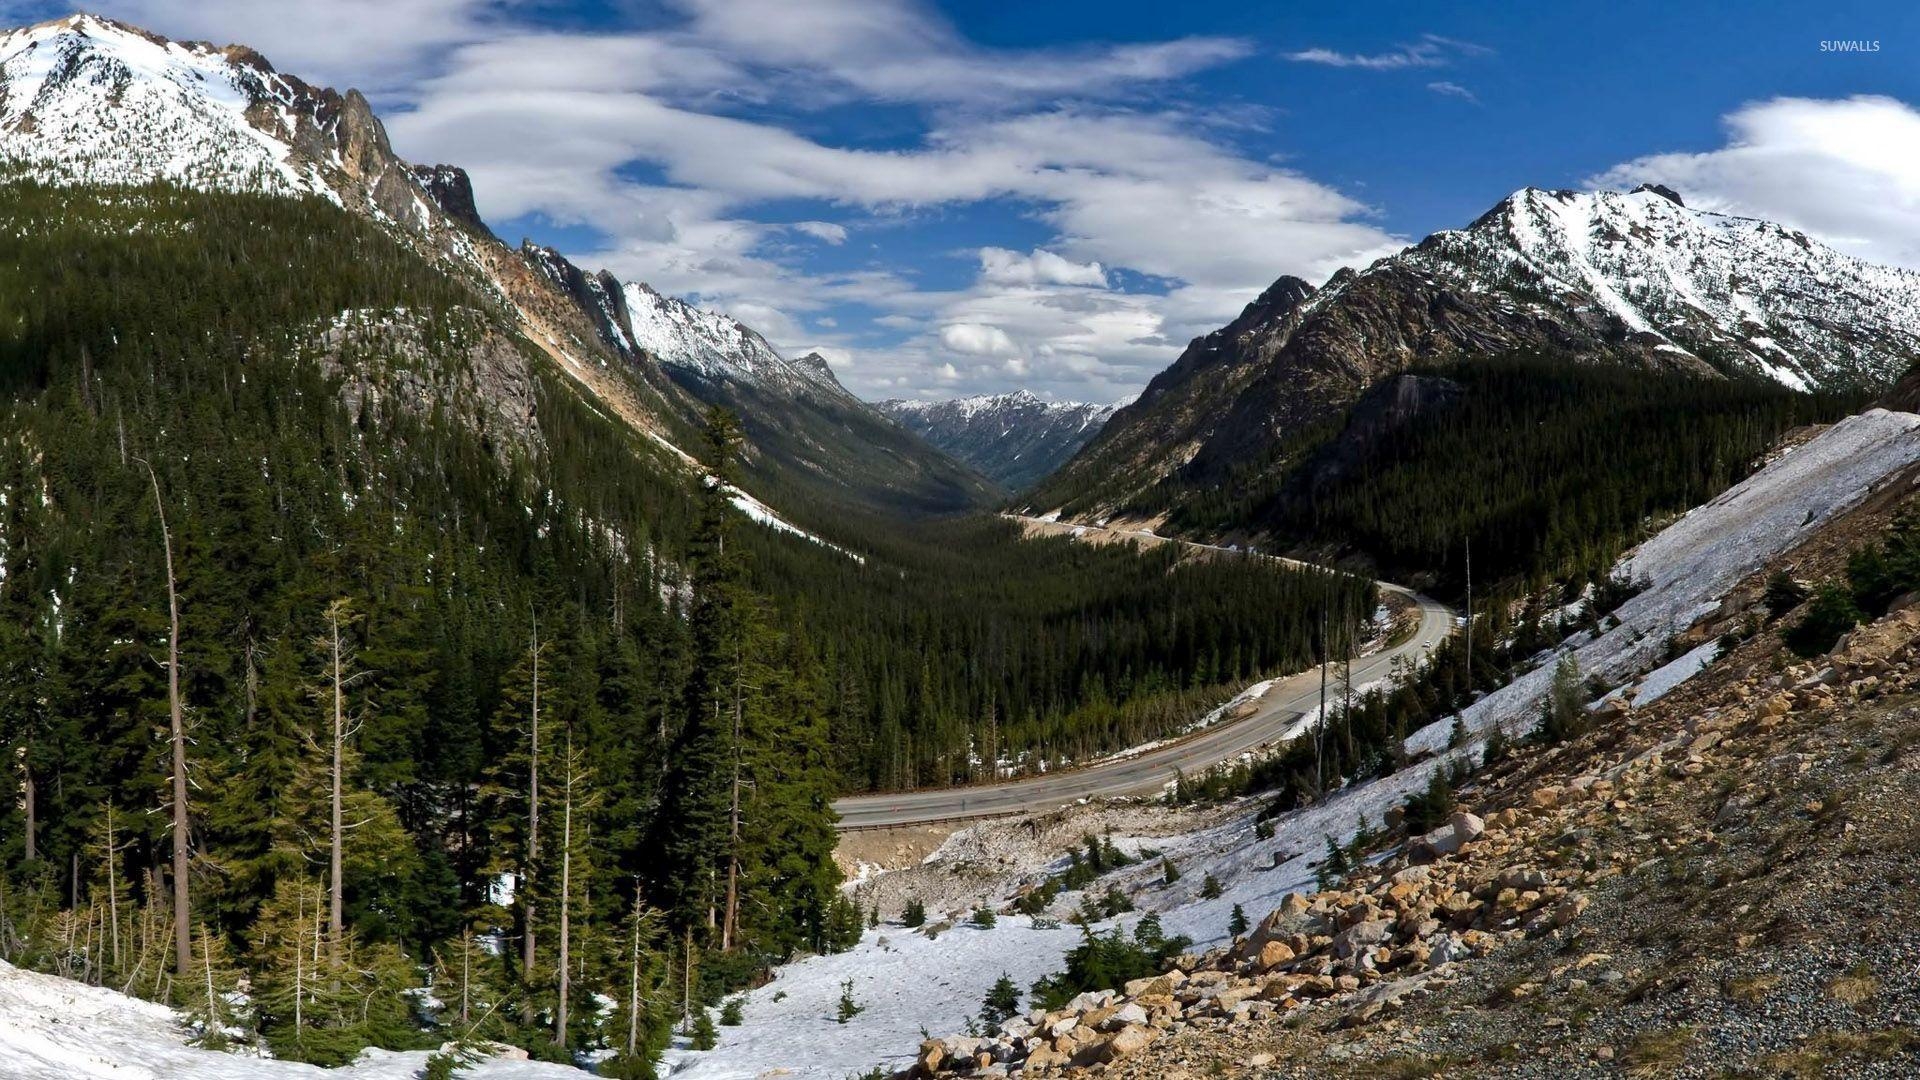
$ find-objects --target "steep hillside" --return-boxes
[1035,185,1920,527]
[879,392,1117,493]
[0,12,984,527]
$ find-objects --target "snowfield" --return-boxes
[0,959,586,1080]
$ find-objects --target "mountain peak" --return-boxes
[1630,181,1685,206]
[789,351,853,394]
[0,11,482,247]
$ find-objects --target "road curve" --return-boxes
[833,522,1455,830]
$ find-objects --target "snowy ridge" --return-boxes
[882,390,1117,429]
[0,15,330,195]
[620,281,835,393]
[720,481,864,563]
[1389,186,1920,389]
[876,392,1120,490]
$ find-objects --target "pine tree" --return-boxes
[981,973,1019,1027]
[650,409,749,940]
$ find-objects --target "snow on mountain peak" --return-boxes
[0,12,499,252]
[617,280,840,394]
[1398,184,1920,390]
[0,13,334,196]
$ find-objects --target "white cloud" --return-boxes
[387,49,1403,398]
[665,0,1250,105]
[793,221,848,244]
[1592,95,1920,269]
[979,247,1108,288]
[1427,81,1478,104]
[940,323,1018,356]
[1285,34,1487,72]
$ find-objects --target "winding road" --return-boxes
[833,521,1455,830]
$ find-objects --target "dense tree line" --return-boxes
[0,180,1365,1068]
[1168,355,1858,598]
[753,515,1371,791]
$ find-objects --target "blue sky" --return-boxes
[14,0,1920,402]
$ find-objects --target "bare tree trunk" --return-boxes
[200,923,218,1036]
[1463,537,1473,700]
[721,682,742,952]
[104,804,120,972]
[555,728,574,1046]
[1316,599,1328,797]
[292,887,305,1043]
[460,932,471,1026]
[522,616,540,984]
[21,769,33,863]
[627,881,643,1058]
[141,458,191,977]
[327,604,346,967]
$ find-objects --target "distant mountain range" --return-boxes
[877,392,1118,492]
[1033,183,1920,521]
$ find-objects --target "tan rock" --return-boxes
[1257,939,1297,971]
[1551,893,1590,927]
[1101,1024,1157,1062]
[1122,975,1171,997]
[1024,1043,1070,1071]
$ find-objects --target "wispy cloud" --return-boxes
[1427,80,1480,104]
[1286,33,1488,72]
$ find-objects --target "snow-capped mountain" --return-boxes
[878,391,1117,492]
[0,14,463,235]
[1408,184,1920,391]
[618,281,849,396]
[1036,184,1920,516]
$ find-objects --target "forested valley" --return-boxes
[0,180,1367,1070]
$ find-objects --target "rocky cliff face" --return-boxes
[878,391,1118,493]
[1037,186,1920,518]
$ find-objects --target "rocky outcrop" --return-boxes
[409,164,486,233]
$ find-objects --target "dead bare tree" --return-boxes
[137,456,191,977]
[554,724,584,1046]
[522,613,541,985]
[317,597,368,966]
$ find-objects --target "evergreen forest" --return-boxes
[0,180,1367,1068]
